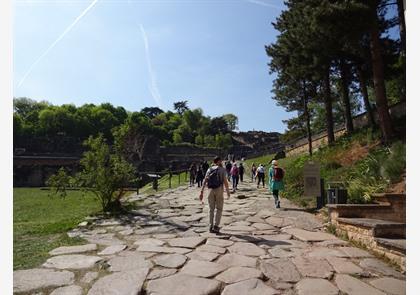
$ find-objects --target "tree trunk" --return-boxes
[397,0,405,55]
[323,68,335,144]
[303,81,312,156]
[339,59,354,134]
[356,64,376,128]
[369,11,394,143]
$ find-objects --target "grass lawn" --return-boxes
[13,188,101,270]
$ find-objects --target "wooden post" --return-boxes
[169,172,172,188]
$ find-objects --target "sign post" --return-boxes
[303,161,323,209]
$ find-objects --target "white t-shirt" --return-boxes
[257,166,265,173]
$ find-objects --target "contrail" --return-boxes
[137,23,163,108]
[246,0,282,9]
[17,0,99,88]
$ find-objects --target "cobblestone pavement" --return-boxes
[14,178,406,295]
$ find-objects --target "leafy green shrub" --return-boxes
[382,141,405,183]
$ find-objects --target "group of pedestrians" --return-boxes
[199,156,286,233]
[251,162,266,188]
[189,161,210,188]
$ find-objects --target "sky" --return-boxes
[13,0,293,133]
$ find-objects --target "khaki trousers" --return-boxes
[208,186,224,227]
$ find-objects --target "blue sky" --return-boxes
[13,0,293,132]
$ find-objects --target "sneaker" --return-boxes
[209,225,215,233]
[213,226,220,234]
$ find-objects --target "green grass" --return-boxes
[140,171,190,194]
[14,188,101,270]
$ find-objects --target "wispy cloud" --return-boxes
[245,0,282,10]
[137,23,163,108]
[17,0,99,88]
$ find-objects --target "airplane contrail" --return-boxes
[17,0,99,88]
[246,0,282,9]
[137,23,163,108]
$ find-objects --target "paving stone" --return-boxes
[178,228,201,237]
[153,254,187,268]
[326,257,363,274]
[292,257,334,279]
[147,268,178,280]
[339,246,373,258]
[167,237,206,248]
[215,266,262,284]
[222,225,256,232]
[206,238,234,247]
[246,216,266,223]
[217,253,258,268]
[135,226,173,235]
[295,278,339,295]
[268,247,303,258]
[221,278,278,295]
[136,244,192,254]
[197,244,227,254]
[315,239,349,247]
[184,213,207,222]
[369,277,406,295]
[227,242,266,257]
[83,233,125,246]
[266,280,293,290]
[359,258,404,278]
[87,268,149,295]
[98,244,127,255]
[252,223,276,230]
[13,268,75,293]
[134,238,165,247]
[306,247,346,258]
[260,258,301,282]
[50,285,83,295]
[49,244,97,256]
[186,250,220,261]
[265,216,285,227]
[335,274,386,295]
[119,228,134,236]
[146,273,222,295]
[80,272,98,284]
[256,209,276,218]
[165,218,190,229]
[153,233,178,239]
[181,259,227,277]
[283,228,338,242]
[108,252,153,271]
[43,255,102,270]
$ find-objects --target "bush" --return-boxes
[382,141,405,183]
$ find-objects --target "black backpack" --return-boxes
[207,167,222,188]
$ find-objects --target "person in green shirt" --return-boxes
[268,160,285,208]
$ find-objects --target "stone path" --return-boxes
[14,177,406,295]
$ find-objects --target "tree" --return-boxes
[173,100,189,115]
[47,134,137,211]
[222,114,238,131]
[140,107,164,119]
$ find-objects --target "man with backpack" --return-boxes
[238,163,245,182]
[256,164,265,188]
[269,160,285,208]
[199,156,230,233]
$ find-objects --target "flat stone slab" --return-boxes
[206,238,234,247]
[137,244,192,254]
[43,255,102,270]
[283,228,338,242]
[181,260,227,277]
[49,244,97,256]
[153,233,178,239]
[98,244,127,255]
[335,274,386,295]
[359,258,404,278]
[197,244,227,254]
[295,278,339,295]
[186,250,220,261]
[263,239,306,250]
[215,266,262,284]
[222,225,256,232]
[146,273,222,295]
[265,216,286,227]
[246,216,266,223]
[153,254,187,268]
[81,272,98,284]
[268,246,303,258]
[326,257,363,274]
[221,278,278,295]
[260,258,301,283]
[217,253,258,268]
[227,242,266,257]
[252,223,276,230]
[14,268,75,293]
[306,247,346,258]
[134,238,165,247]
[315,240,349,247]
[167,237,206,248]
[147,268,178,280]
[83,233,125,246]
[292,257,334,279]
[87,269,149,295]
[339,246,373,258]
[108,252,153,271]
[369,277,406,295]
[50,285,83,295]
[256,209,276,218]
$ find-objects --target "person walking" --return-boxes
[230,163,239,192]
[202,160,209,175]
[251,163,257,182]
[225,161,232,182]
[200,156,230,233]
[196,166,204,187]
[268,160,285,208]
[256,164,265,188]
[238,163,245,182]
[189,163,197,187]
